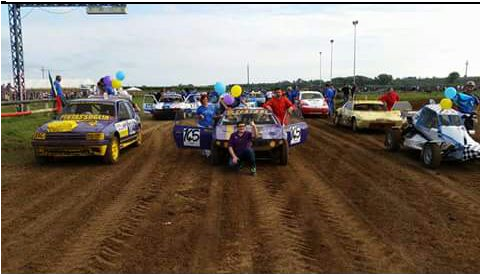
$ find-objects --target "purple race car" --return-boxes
[173,107,308,165]
[32,96,142,164]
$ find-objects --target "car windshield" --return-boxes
[221,112,277,125]
[186,95,200,103]
[301,93,323,100]
[62,102,115,118]
[161,96,182,103]
[354,103,387,111]
[439,114,463,126]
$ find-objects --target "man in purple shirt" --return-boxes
[228,120,258,175]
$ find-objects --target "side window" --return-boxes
[125,102,136,117]
[118,102,132,120]
[418,109,437,128]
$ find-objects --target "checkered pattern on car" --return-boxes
[463,144,480,161]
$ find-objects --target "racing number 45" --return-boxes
[183,128,201,147]
[290,126,301,145]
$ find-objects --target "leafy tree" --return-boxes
[375,74,393,85]
[447,72,460,84]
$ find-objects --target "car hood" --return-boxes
[441,126,479,147]
[39,119,113,133]
[355,111,402,120]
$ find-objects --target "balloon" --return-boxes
[112,79,122,89]
[103,76,112,87]
[214,82,226,95]
[231,85,242,98]
[223,94,234,105]
[115,71,126,81]
[444,87,457,99]
[440,98,452,110]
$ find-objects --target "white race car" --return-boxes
[385,102,480,168]
[143,93,201,120]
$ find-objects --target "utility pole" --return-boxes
[41,66,46,79]
[330,39,334,81]
[247,63,250,86]
[352,20,359,85]
[319,52,322,86]
[465,60,469,80]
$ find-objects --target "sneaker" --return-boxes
[250,167,256,176]
[239,162,244,170]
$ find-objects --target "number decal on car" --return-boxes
[290,126,301,145]
[183,128,201,147]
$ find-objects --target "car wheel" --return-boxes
[279,141,288,166]
[103,136,120,164]
[422,143,441,168]
[351,118,358,132]
[133,128,143,147]
[385,128,402,151]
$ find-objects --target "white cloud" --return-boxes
[1,4,479,87]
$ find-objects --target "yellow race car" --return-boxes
[333,100,403,131]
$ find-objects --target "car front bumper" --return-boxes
[301,106,329,115]
[32,140,109,157]
[357,119,403,129]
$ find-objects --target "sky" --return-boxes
[1,4,480,87]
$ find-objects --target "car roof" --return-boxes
[352,100,384,105]
[300,91,321,94]
[71,96,128,104]
[423,104,460,115]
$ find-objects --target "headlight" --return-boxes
[33,132,46,140]
[86,133,105,140]
[269,141,276,148]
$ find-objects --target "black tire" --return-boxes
[210,143,221,166]
[422,143,442,168]
[103,136,120,164]
[385,128,402,151]
[279,141,288,166]
[351,117,358,132]
[35,155,48,165]
[133,128,143,147]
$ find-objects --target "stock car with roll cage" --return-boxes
[385,102,480,168]
[173,107,308,165]
[143,92,201,120]
[32,96,142,164]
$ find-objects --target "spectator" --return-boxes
[378,87,400,111]
[228,120,258,176]
[341,84,350,103]
[351,84,358,99]
[324,83,336,117]
[263,88,295,125]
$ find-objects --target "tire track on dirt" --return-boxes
[1,122,163,273]
[303,119,479,272]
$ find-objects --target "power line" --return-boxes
[38,7,76,15]
[21,8,35,19]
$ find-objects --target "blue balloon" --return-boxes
[444,87,457,99]
[214,82,226,95]
[115,71,126,81]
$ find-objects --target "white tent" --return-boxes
[126,87,142,92]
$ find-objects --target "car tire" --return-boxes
[103,136,120,164]
[385,128,402,151]
[351,117,358,132]
[210,143,221,166]
[279,141,288,166]
[422,143,442,169]
[133,128,143,147]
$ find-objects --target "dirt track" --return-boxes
[2,117,479,273]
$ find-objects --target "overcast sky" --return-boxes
[1,4,479,87]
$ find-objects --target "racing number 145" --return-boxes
[183,128,201,147]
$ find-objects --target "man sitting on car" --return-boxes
[228,120,258,176]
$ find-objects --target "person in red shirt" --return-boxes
[263,88,295,125]
[378,87,400,111]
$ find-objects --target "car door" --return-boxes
[172,112,212,149]
[340,101,352,125]
[116,101,139,146]
[143,94,157,114]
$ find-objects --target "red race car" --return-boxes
[298,91,329,116]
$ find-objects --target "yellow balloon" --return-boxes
[112,79,122,89]
[231,85,242,98]
[440,98,452,110]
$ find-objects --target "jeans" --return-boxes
[229,148,256,169]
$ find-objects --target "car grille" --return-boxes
[46,133,86,140]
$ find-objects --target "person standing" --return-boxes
[263,88,295,125]
[196,94,216,157]
[378,87,400,111]
[53,75,67,112]
[228,120,258,176]
[350,84,358,99]
[324,83,336,117]
[341,84,350,103]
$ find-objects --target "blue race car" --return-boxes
[32,96,142,164]
[173,107,308,165]
[385,102,480,168]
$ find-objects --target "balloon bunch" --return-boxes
[441,87,456,109]
[213,81,243,106]
[102,71,126,95]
